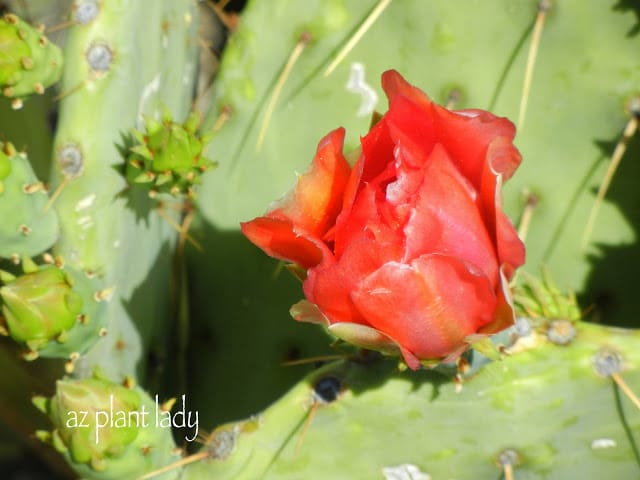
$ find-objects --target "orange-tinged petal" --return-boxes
[240,217,328,269]
[270,128,351,238]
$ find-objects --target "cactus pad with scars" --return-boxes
[0,13,62,108]
[0,258,107,363]
[49,0,199,381]
[179,321,640,479]
[123,110,216,199]
[33,372,179,479]
[0,141,59,259]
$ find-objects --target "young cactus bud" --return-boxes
[0,13,63,108]
[123,109,216,198]
[514,268,581,323]
[35,373,181,478]
[0,260,108,362]
[0,263,81,348]
[42,375,141,471]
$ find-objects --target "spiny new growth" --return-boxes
[0,255,110,370]
[33,371,180,478]
[123,109,216,199]
[0,141,58,259]
[509,268,582,352]
[0,13,63,109]
[514,268,581,325]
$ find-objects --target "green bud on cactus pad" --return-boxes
[0,140,59,259]
[514,269,582,323]
[34,372,180,479]
[0,263,81,344]
[0,13,63,108]
[0,260,108,362]
[123,109,216,198]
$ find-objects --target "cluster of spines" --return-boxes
[123,110,216,199]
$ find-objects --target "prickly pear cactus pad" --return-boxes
[0,141,59,258]
[179,321,640,480]
[0,12,62,109]
[2,0,640,479]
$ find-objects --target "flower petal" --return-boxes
[381,69,432,110]
[381,69,521,186]
[351,254,496,360]
[338,117,396,231]
[480,137,526,274]
[479,264,517,335]
[241,128,351,268]
[271,128,351,238]
[304,236,402,325]
[496,209,526,279]
[334,180,404,259]
[328,322,402,356]
[400,143,499,286]
[240,216,328,269]
[433,107,520,187]
[290,299,330,327]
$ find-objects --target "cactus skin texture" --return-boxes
[0,141,58,259]
[180,321,640,480]
[49,0,198,381]
[0,12,62,108]
[33,372,179,479]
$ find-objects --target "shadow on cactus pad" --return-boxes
[580,130,640,327]
[614,0,640,36]
[184,221,343,428]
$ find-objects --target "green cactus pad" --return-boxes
[35,373,179,479]
[123,110,216,198]
[195,0,640,327]
[0,146,12,189]
[50,0,199,381]
[0,260,108,362]
[180,321,640,479]
[0,13,62,107]
[0,141,59,258]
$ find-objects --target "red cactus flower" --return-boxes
[241,70,525,369]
